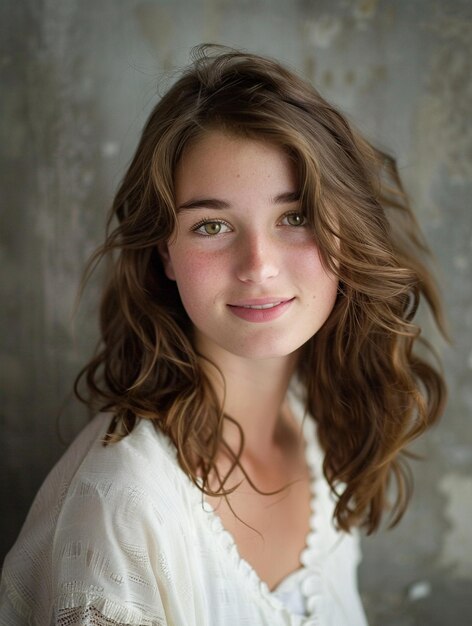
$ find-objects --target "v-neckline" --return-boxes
[193,385,327,619]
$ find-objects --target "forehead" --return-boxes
[174,130,298,205]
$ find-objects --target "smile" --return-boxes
[227,298,295,322]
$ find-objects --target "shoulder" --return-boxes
[73,415,188,496]
[16,414,190,533]
[39,413,195,542]
[53,416,196,547]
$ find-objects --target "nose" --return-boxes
[235,232,280,284]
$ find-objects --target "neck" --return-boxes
[199,343,299,463]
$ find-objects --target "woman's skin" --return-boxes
[159,130,339,588]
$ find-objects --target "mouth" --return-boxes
[227,297,295,322]
[228,297,294,308]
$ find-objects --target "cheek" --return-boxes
[169,249,222,313]
[174,249,223,286]
[291,242,324,277]
[295,245,339,305]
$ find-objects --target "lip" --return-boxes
[228,297,293,307]
[227,297,295,323]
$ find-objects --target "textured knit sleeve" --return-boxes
[0,476,170,625]
[52,477,169,626]
[0,419,202,626]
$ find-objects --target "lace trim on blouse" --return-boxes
[57,605,153,626]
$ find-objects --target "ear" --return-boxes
[157,242,176,281]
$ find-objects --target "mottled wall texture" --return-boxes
[1,0,471,624]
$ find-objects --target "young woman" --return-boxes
[0,45,446,626]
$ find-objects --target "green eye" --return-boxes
[203,222,222,235]
[285,213,306,226]
[192,219,231,236]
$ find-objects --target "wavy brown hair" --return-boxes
[75,44,447,534]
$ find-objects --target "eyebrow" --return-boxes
[177,190,300,211]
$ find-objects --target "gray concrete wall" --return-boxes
[1,1,471,624]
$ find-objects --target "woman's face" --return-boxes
[159,130,339,362]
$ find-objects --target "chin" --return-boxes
[219,336,306,361]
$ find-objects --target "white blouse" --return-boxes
[0,388,368,626]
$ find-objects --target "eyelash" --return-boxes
[190,212,306,236]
